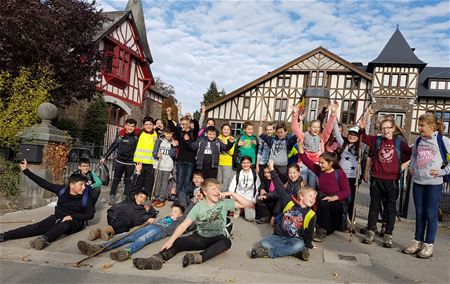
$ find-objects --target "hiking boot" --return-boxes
[88,228,101,241]
[362,230,375,244]
[295,248,310,261]
[417,243,433,259]
[100,225,115,241]
[182,253,203,267]
[109,195,116,206]
[313,228,327,242]
[383,234,393,248]
[256,217,269,224]
[77,240,102,256]
[403,239,423,254]
[133,256,163,270]
[154,201,166,208]
[110,249,131,261]
[30,236,49,250]
[250,247,269,258]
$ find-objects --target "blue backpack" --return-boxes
[58,186,90,209]
[416,134,450,183]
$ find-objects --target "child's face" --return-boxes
[309,122,321,136]
[203,184,221,203]
[263,167,272,180]
[193,175,204,187]
[156,120,164,129]
[222,126,231,137]
[380,121,394,139]
[70,181,86,195]
[288,167,300,182]
[180,119,191,131]
[276,128,287,139]
[244,125,254,136]
[347,132,359,143]
[169,206,183,219]
[299,191,317,208]
[319,158,333,172]
[206,119,215,127]
[241,159,252,170]
[125,123,136,134]
[143,121,154,132]
[134,193,148,205]
[207,130,216,141]
[78,163,90,174]
[164,132,173,140]
[265,125,274,136]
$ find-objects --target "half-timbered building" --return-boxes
[206,28,450,141]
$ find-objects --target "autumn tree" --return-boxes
[154,77,179,124]
[0,0,106,106]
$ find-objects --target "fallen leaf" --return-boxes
[101,262,114,270]
[20,254,31,262]
[332,272,339,277]
[228,277,235,282]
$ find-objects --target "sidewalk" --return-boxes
[1,185,449,283]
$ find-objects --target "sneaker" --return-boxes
[110,249,131,261]
[154,201,166,208]
[109,195,116,206]
[256,217,269,224]
[133,256,163,270]
[417,243,433,259]
[362,230,375,244]
[313,228,327,242]
[88,228,101,241]
[250,247,269,258]
[378,223,386,237]
[383,234,393,248]
[30,236,49,250]
[403,239,423,254]
[182,253,203,267]
[77,240,102,256]
[296,248,310,261]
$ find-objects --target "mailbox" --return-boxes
[18,144,43,163]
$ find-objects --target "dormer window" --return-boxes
[103,40,131,88]
[429,80,450,90]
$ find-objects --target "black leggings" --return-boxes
[159,233,231,262]
[3,214,85,242]
[317,199,343,235]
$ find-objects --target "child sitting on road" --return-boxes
[72,158,102,206]
[255,165,278,225]
[177,171,204,208]
[77,203,185,261]
[132,178,254,270]
[250,160,316,260]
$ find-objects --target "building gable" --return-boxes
[106,18,144,59]
[288,52,350,71]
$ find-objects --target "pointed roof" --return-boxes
[126,0,153,64]
[368,28,426,71]
[93,11,129,42]
[206,46,372,111]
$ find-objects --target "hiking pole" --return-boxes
[349,133,364,242]
[149,150,162,205]
[0,220,36,224]
[73,223,149,267]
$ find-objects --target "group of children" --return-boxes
[0,102,447,270]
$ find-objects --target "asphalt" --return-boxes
[1,183,449,283]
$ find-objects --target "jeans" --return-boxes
[300,165,318,190]
[218,166,234,192]
[3,215,85,242]
[260,234,305,258]
[413,183,443,244]
[176,162,195,194]
[368,177,399,235]
[102,225,164,254]
[110,161,135,196]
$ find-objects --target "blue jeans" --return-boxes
[413,183,442,244]
[260,234,305,258]
[176,162,195,194]
[300,165,318,190]
[102,225,164,254]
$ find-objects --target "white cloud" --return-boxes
[96,0,450,113]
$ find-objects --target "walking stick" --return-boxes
[73,223,149,267]
[0,220,36,224]
[349,134,364,242]
[149,150,162,204]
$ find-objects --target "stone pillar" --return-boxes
[17,102,71,208]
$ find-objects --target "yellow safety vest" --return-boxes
[282,201,315,229]
[133,131,158,164]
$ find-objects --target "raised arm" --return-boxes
[333,120,344,147]
[267,160,290,206]
[298,143,321,175]
[20,160,63,194]
[198,104,206,127]
[290,105,305,140]
[320,102,337,144]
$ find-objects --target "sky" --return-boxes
[96,0,450,112]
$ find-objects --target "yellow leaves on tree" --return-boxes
[0,66,60,147]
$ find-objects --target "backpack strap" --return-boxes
[82,188,89,209]
[58,187,66,197]
[303,209,316,230]
[234,170,240,193]
[436,133,448,166]
[252,169,258,199]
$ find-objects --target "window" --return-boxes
[399,74,408,88]
[430,80,437,89]
[378,112,405,129]
[438,81,446,90]
[277,76,291,88]
[345,76,352,89]
[284,77,291,88]
[230,122,243,137]
[383,74,390,87]
[317,72,324,87]
[243,97,250,109]
[277,77,284,87]
[310,72,317,86]
[274,98,287,121]
[309,71,325,87]
[434,112,450,134]
[341,100,356,124]
[103,40,131,86]
[308,98,318,121]
[391,74,398,87]
[107,103,127,126]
